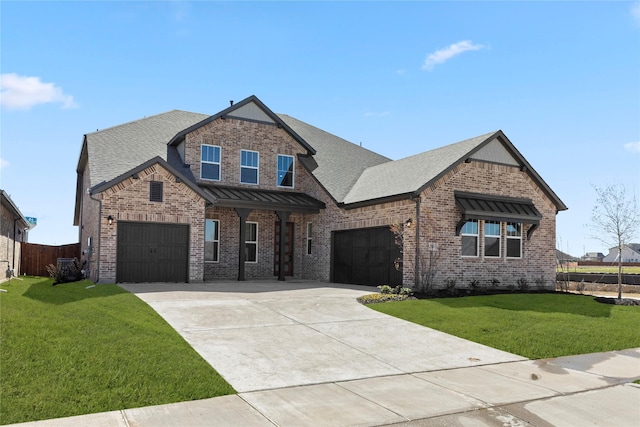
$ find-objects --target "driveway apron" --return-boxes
[119,281,524,393]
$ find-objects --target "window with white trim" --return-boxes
[484,221,501,258]
[277,154,294,188]
[205,219,220,262]
[461,220,479,257]
[506,222,522,258]
[306,222,312,255]
[201,145,221,181]
[245,222,258,263]
[240,150,259,184]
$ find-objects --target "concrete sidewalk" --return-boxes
[8,281,640,426]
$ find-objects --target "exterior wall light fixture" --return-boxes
[107,215,114,225]
[405,218,413,228]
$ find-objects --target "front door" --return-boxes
[274,221,294,276]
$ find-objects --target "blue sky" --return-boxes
[1,1,639,257]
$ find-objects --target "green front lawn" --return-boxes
[0,277,234,425]
[369,293,640,359]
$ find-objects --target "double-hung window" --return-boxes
[240,150,259,184]
[484,221,501,258]
[201,145,221,181]
[245,222,258,263]
[205,219,220,262]
[461,220,479,257]
[277,154,294,188]
[506,222,522,258]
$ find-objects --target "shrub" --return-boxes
[46,258,84,285]
[444,278,457,296]
[378,285,393,294]
[534,275,546,291]
[517,277,529,292]
[468,279,482,293]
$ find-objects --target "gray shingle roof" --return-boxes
[84,110,208,188]
[277,114,391,203]
[342,131,497,205]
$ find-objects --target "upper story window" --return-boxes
[201,145,221,181]
[484,221,501,258]
[506,222,522,258]
[277,154,294,188]
[240,150,259,185]
[461,220,478,257]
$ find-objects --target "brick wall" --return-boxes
[79,164,100,282]
[413,161,558,290]
[95,163,206,283]
[0,202,22,278]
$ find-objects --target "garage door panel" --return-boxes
[332,227,402,287]
[117,222,189,283]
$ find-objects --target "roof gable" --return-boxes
[168,95,316,155]
[341,130,567,212]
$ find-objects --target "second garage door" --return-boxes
[116,222,189,283]
[332,227,403,287]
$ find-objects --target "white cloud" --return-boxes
[0,157,9,169]
[422,40,485,71]
[0,73,77,110]
[624,141,640,153]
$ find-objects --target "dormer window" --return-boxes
[277,154,294,188]
[240,150,259,185]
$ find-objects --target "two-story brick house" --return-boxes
[74,95,567,289]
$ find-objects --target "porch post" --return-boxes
[235,208,252,281]
[275,210,291,282]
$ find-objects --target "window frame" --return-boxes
[306,222,312,255]
[461,220,479,257]
[201,144,221,181]
[276,154,295,188]
[240,150,259,185]
[205,219,220,263]
[484,221,502,258]
[245,221,258,263]
[506,222,523,259]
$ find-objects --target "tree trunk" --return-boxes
[617,242,623,300]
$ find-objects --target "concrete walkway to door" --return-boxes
[119,280,524,392]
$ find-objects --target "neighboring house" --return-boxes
[582,252,605,262]
[603,244,640,263]
[74,95,567,288]
[1,190,32,281]
[556,249,578,264]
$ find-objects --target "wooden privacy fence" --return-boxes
[21,242,81,277]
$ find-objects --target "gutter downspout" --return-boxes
[12,218,22,277]
[89,190,102,283]
[413,195,421,289]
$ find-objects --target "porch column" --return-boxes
[275,210,291,282]
[235,208,252,281]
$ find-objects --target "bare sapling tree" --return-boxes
[589,184,639,300]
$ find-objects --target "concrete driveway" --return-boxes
[120,280,524,392]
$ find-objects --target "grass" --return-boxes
[368,293,640,360]
[0,277,235,425]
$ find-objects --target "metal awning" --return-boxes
[454,191,542,239]
[201,185,325,213]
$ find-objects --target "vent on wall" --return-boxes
[150,181,163,202]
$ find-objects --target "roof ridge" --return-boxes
[85,109,209,136]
